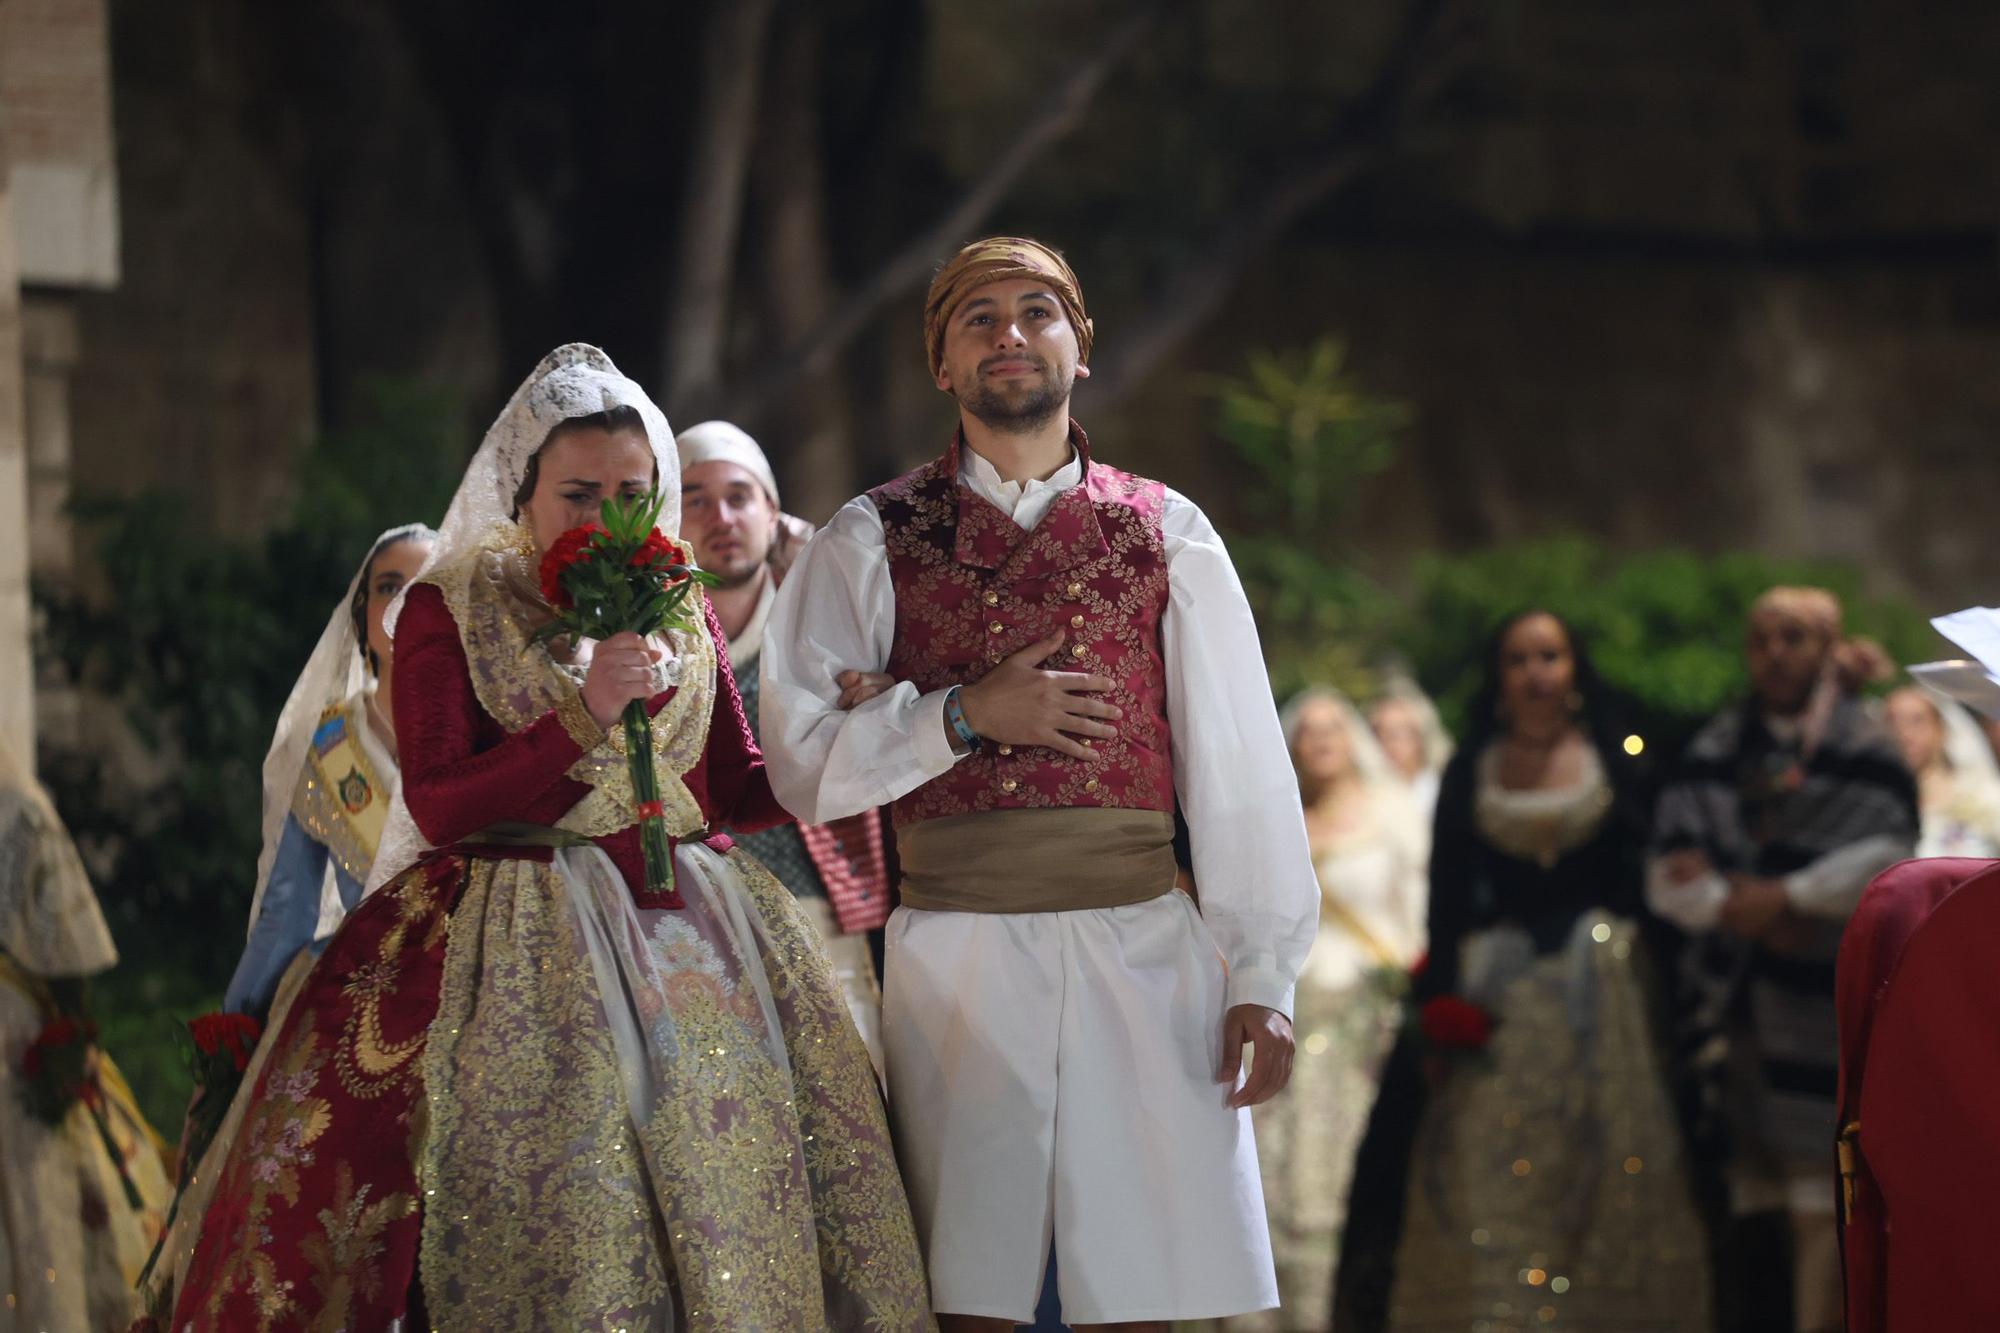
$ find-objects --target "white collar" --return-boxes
[959,443,1082,499]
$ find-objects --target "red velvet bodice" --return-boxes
[869,424,1175,828]
[392,581,789,901]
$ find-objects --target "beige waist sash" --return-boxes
[897,807,1178,914]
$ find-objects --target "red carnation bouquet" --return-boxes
[1418,994,1495,1051]
[18,1012,146,1210]
[532,490,718,897]
[136,1009,265,1288]
[1402,950,1497,1066]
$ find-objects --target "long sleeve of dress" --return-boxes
[1645,858,1728,931]
[700,598,791,835]
[222,814,328,1017]
[1782,833,1913,919]
[1418,751,1479,1000]
[393,583,603,847]
[759,499,964,824]
[1160,494,1320,1018]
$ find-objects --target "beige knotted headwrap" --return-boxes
[923,236,1094,378]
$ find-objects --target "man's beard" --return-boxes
[694,540,770,591]
[958,359,1071,434]
[709,555,768,591]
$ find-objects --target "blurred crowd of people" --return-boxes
[1253,591,1999,1333]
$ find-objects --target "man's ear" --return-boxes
[1073,362,1091,380]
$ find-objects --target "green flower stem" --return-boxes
[624,698,676,896]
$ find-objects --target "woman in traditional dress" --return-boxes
[1224,689,1425,1333]
[140,522,434,1321]
[1,742,172,1330]
[171,344,932,1331]
[1367,679,1453,833]
[222,522,435,1017]
[1885,684,2000,859]
[1382,611,1709,1332]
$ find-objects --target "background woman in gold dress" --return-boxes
[1383,611,1710,1332]
[1224,688,1426,1332]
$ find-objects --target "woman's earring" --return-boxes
[513,520,537,559]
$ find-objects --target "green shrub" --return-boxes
[1395,537,1940,749]
[1210,338,1411,700]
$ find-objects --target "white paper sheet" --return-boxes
[1914,607,2000,720]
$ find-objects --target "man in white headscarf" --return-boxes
[675,420,891,1068]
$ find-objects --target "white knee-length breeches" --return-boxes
[882,890,1278,1324]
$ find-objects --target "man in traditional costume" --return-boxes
[761,237,1319,1331]
[1649,586,1918,1333]
[676,419,893,1066]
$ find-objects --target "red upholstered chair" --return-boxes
[1836,858,2000,1332]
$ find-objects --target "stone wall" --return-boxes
[63,1,316,537]
[1093,241,2000,611]
[0,126,30,765]
[2,0,120,764]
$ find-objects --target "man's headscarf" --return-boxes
[675,420,780,508]
[923,236,1094,379]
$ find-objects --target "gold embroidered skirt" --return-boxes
[1387,914,1711,1332]
[1222,975,1402,1333]
[172,841,934,1332]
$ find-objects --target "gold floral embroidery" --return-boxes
[423,523,712,839]
[334,862,446,1101]
[723,852,934,1329]
[414,847,933,1331]
[555,686,604,750]
[299,1162,417,1329]
[203,1032,337,1331]
[417,857,676,1328]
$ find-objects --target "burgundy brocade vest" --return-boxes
[870,427,1175,828]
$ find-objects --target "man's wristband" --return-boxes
[944,685,982,753]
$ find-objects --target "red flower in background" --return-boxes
[1419,994,1494,1050]
[189,1011,263,1072]
[537,524,604,607]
